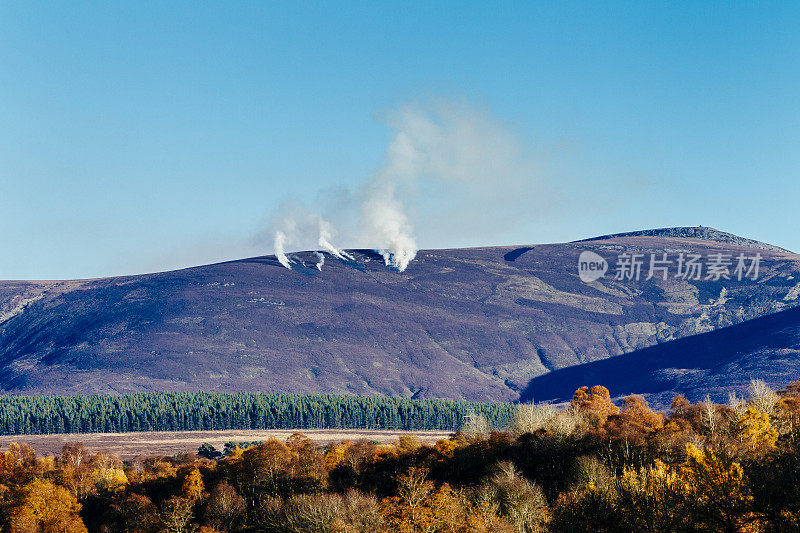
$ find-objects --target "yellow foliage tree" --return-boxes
[680,443,754,532]
[7,478,88,533]
[91,466,128,493]
[181,466,205,501]
[617,460,687,532]
[324,441,351,470]
[3,443,37,478]
[433,439,457,459]
[236,438,293,506]
[397,435,421,454]
[735,406,778,450]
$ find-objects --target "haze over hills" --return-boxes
[0,227,798,402]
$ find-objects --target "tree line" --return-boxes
[1,379,799,531]
[0,391,515,435]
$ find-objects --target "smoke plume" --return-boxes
[313,252,325,271]
[263,99,539,272]
[274,231,291,269]
[318,220,355,262]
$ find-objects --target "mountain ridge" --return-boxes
[0,228,798,401]
[574,226,792,253]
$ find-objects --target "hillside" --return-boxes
[0,228,798,401]
[522,304,800,408]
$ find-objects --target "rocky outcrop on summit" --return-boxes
[575,226,792,253]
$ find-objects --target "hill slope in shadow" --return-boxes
[522,304,800,408]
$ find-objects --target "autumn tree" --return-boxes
[479,461,547,532]
[285,432,328,493]
[772,392,800,445]
[734,406,778,451]
[6,478,88,533]
[603,395,665,469]
[55,443,96,501]
[235,438,294,507]
[380,467,435,531]
[680,443,754,532]
[204,482,245,531]
[59,443,88,470]
[616,460,689,532]
[608,395,664,438]
[91,463,128,494]
[571,386,619,427]
[181,466,205,501]
[160,496,197,533]
[105,492,160,533]
[327,440,380,492]
[1,443,38,486]
[380,467,511,532]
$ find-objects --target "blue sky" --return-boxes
[1,2,798,279]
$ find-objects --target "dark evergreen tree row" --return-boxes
[0,391,514,435]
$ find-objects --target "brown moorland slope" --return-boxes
[0,228,798,401]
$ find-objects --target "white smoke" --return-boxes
[313,252,325,271]
[274,230,292,269]
[360,179,416,270]
[317,219,355,262]
[263,99,538,272]
[268,205,352,271]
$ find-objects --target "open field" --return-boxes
[0,428,454,459]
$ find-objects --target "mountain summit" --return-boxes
[0,228,798,401]
[574,226,792,253]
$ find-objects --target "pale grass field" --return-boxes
[0,429,454,459]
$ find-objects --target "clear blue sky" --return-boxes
[1,2,798,280]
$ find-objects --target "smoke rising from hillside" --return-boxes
[274,230,291,269]
[262,99,537,272]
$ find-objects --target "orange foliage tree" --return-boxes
[571,386,620,427]
[6,478,88,533]
[380,467,511,533]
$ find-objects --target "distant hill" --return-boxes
[0,228,798,401]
